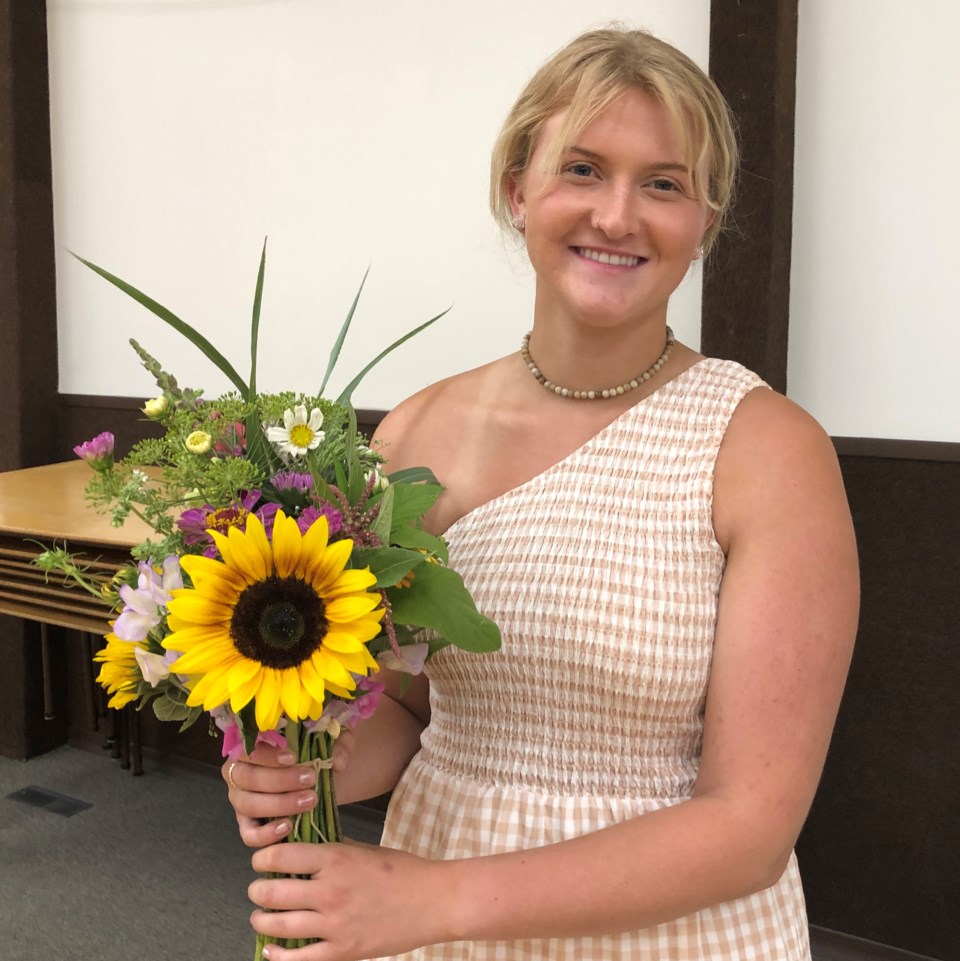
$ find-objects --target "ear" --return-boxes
[507,175,526,219]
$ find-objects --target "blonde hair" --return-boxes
[490,27,738,253]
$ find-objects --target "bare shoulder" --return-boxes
[713,388,850,552]
[371,360,505,474]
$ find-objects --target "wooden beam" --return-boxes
[703,0,799,392]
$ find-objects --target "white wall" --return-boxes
[48,0,710,410]
[791,0,960,442]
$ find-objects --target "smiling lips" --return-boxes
[574,246,645,267]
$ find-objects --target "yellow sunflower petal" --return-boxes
[279,667,305,721]
[168,642,239,675]
[254,668,282,731]
[298,658,327,705]
[312,648,356,690]
[272,512,303,580]
[321,631,367,654]
[161,624,229,650]
[225,518,270,583]
[324,679,354,699]
[167,593,235,626]
[229,670,263,714]
[180,554,246,593]
[325,594,383,623]
[323,568,378,597]
[300,513,330,558]
[306,538,352,592]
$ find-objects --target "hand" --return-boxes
[223,733,356,848]
[248,841,456,961]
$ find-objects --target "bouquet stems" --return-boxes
[254,723,341,960]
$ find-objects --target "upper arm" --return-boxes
[694,390,859,873]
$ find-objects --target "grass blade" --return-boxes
[249,239,267,398]
[73,253,249,399]
[318,267,370,396]
[336,307,450,407]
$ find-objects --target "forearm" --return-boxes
[441,794,790,943]
[334,695,425,804]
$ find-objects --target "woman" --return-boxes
[227,26,859,961]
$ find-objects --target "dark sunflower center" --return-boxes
[230,575,327,669]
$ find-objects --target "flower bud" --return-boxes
[184,430,212,454]
[143,395,168,418]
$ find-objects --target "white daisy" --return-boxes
[266,405,325,457]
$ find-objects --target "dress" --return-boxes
[379,358,811,960]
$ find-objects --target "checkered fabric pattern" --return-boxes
[378,359,811,960]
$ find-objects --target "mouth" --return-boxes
[573,247,646,268]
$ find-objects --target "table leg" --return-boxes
[40,622,55,720]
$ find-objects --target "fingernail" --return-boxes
[260,947,272,960]
[277,752,296,765]
[273,819,290,836]
[296,791,317,808]
[298,770,316,786]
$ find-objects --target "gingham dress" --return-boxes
[379,358,811,960]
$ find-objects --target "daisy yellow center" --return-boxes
[288,424,315,448]
[230,575,327,669]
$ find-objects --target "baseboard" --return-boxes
[811,926,945,961]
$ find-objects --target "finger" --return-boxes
[253,841,340,876]
[249,742,298,766]
[236,813,292,848]
[330,731,354,774]
[227,757,318,795]
[256,938,329,961]
[230,785,318,822]
[249,877,321,912]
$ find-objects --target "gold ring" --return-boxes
[226,760,239,790]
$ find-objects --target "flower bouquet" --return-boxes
[37,244,500,960]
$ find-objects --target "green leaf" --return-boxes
[389,482,442,531]
[386,466,441,486]
[388,524,448,562]
[248,238,267,398]
[336,307,451,406]
[178,706,203,733]
[153,695,194,723]
[238,700,259,756]
[318,267,370,396]
[389,563,501,653]
[72,253,250,399]
[352,546,427,587]
[346,406,364,504]
[371,483,394,546]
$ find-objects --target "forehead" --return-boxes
[535,87,687,161]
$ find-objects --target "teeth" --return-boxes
[577,248,641,267]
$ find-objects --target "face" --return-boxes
[509,87,712,332]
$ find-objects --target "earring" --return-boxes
[693,245,705,260]
[511,212,526,232]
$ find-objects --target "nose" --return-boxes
[592,183,641,239]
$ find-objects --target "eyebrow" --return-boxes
[567,146,689,173]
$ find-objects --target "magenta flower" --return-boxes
[298,503,343,537]
[212,708,287,760]
[73,431,115,471]
[177,490,279,556]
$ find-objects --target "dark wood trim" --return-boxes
[703,0,799,392]
[810,926,945,961]
[832,437,960,463]
[59,394,149,411]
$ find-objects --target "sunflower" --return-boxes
[162,510,383,731]
[94,633,143,709]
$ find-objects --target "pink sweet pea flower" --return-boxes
[212,708,287,760]
[73,431,115,472]
[113,556,183,642]
[376,642,429,676]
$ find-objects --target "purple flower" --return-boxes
[73,431,115,472]
[271,471,313,492]
[298,503,343,537]
[177,490,278,556]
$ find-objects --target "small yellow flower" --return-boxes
[185,430,212,454]
[143,395,168,418]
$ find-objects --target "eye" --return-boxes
[562,161,597,179]
[650,178,679,192]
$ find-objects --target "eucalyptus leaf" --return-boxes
[389,563,500,653]
[153,696,194,723]
[72,253,250,399]
[352,546,427,588]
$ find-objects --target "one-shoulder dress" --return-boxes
[378,358,811,960]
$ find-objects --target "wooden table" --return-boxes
[0,461,154,772]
